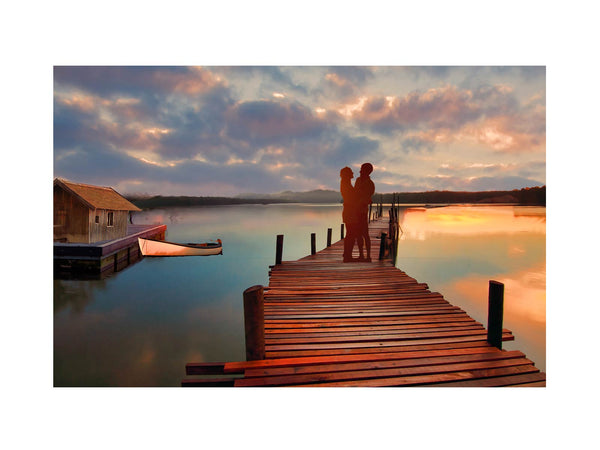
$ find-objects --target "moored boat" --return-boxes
[138,237,222,257]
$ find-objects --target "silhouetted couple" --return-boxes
[340,163,375,262]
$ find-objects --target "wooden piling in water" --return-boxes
[487,281,505,349]
[311,233,316,255]
[379,232,387,260]
[275,234,284,265]
[341,223,345,239]
[327,228,332,247]
[243,285,265,361]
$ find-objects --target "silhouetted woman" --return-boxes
[340,167,359,262]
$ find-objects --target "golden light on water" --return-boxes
[402,205,546,237]
[397,205,546,371]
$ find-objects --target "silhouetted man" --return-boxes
[354,163,375,261]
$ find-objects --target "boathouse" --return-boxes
[53,178,141,244]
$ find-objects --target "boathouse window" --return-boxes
[107,211,114,227]
[95,215,100,224]
[56,209,66,226]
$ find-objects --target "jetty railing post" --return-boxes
[379,232,387,260]
[243,285,265,361]
[341,223,345,239]
[327,228,332,247]
[275,234,284,265]
[311,233,316,255]
[487,280,505,349]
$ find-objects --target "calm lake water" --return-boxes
[53,204,546,386]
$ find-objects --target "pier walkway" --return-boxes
[183,218,546,387]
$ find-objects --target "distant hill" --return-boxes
[236,189,342,203]
[376,186,545,206]
[128,186,545,209]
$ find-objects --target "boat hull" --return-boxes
[138,237,222,257]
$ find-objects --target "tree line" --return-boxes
[127,186,545,209]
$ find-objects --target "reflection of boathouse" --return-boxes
[53,178,166,278]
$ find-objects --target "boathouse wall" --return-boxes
[53,184,130,243]
[54,185,90,243]
[88,209,129,243]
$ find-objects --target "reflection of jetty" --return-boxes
[54,224,166,279]
[183,212,546,387]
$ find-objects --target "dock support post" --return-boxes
[275,234,284,265]
[327,228,332,247]
[243,285,265,361]
[341,223,345,239]
[379,232,387,260]
[311,233,316,255]
[487,280,505,349]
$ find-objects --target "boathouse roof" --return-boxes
[54,178,142,211]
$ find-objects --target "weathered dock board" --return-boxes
[183,218,546,387]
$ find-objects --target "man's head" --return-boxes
[360,163,373,176]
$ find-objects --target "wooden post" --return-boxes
[311,233,316,255]
[487,280,505,349]
[275,234,284,265]
[379,232,387,260]
[243,285,265,361]
[340,223,345,239]
[327,228,332,247]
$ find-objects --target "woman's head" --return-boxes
[340,167,354,179]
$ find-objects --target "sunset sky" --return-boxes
[53,66,545,196]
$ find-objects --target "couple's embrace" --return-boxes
[340,163,375,262]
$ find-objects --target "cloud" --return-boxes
[425,174,544,191]
[224,99,327,146]
[54,66,225,98]
[322,67,375,99]
[323,135,380,166]
[337,83,544,153]
[53,66,546,194]
[345,85,480,134]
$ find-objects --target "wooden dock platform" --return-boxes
[54,224,166,278]
[183,218,546,387]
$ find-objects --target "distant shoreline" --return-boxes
[127,186,546,210]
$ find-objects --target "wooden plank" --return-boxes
[265,328,493,345]
[265,332,514,352]
[419,371,547,387]
[244,350,526,378]
[265,314,476,328]
[223,346,502,374]
[290,365,541,387]
[266,337,513,358]
[234,357,535,387]
[266,340,496,358]
[265,321,480,334]
[265,324,484,338]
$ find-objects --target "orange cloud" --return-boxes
[155,66,225,95]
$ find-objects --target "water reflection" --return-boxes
[54,204,345,386]
[396,205,546,371]
[54,204,546,385]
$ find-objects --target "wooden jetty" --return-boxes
[183,216,546,387]
[54,224,166,278]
